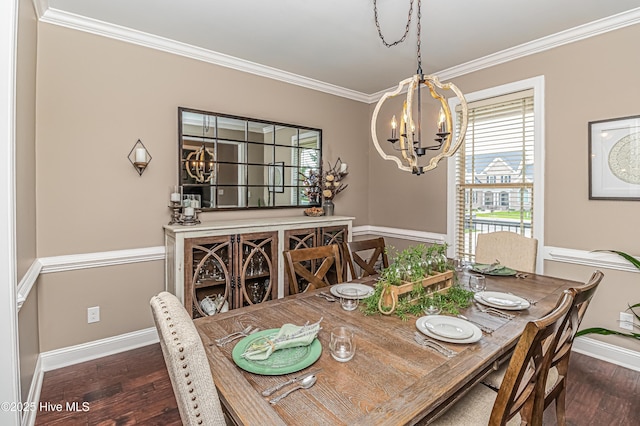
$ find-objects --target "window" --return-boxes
[447,77,544,269]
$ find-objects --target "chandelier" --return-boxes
[186,145,215,183]
[186,116,215,183]
[371,0,468,175]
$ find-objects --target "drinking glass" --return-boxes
[329,327,356,362]
[339,288,360,311]
[469,274,486,293]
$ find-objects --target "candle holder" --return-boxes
[168,201,183,225]
[181,208,201,226]
[128,139,152,176]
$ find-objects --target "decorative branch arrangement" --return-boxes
[322,158,349,200]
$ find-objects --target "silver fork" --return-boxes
[413,332,457,357]
[474,302,515,320]
[315,292,337,302]
[215,326,259,346]
[217,327,260,347]
[457,315,495,334]
[214,325,252,345]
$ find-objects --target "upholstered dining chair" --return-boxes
[432,291,573,426]
[344,237,389,279]
[283,244,343,295]
[150,291,227,426]
[475,231,539,273]
[482,270,604,425]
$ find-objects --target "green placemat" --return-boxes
[231,328,322,375]
[471,263,517,276]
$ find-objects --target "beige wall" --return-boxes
[30,17,640,354]
[35,23,369,350]
[16,0,39,401]
[38,262,165,351]
[369,24,640,350]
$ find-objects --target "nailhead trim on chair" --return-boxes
[151,292,226,425]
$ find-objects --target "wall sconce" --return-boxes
[128,139,152,176]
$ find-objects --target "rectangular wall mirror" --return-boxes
[179,107,322,210]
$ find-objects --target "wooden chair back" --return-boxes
[489,292,573,425]
[284,244,343,294]
[475,231,538,273]
[544,270,604,424]
[344,237,389,279]
[150,291,227,426]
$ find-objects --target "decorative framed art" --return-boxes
[589,115,640,200]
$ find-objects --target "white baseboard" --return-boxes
[21,355,43,426]
[40,327,159,372]
[572,336,640,372]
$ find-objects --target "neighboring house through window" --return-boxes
[447,77,545,270]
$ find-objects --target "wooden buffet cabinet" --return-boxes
[164,216,353,318]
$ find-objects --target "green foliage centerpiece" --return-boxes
[361,243,474,320]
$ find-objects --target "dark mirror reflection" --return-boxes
[179,107,322,210]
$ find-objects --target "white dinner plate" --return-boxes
[416,316,482,344]
[420,316,474,339]
[474,291,530,311]
[330,283,374,300]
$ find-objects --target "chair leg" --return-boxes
[554,384,567,426]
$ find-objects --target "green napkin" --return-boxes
[241,319,322,361]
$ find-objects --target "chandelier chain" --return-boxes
[416,0,422,74]
[373,0,415,47]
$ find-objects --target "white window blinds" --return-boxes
[455,90,535,260]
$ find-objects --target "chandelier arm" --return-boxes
[404,75,420,168]
[185,151,199,181]
[419,79,468,173]
[370,77,415,173]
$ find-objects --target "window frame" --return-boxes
[446,76,545,273]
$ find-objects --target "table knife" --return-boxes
[261,369,322,396]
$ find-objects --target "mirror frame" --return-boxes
[178,107,322,211]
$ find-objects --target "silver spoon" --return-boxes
[269,375,317,404]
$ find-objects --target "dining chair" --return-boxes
[344,237,389,279]
[150,291,227,426]
[283,244,343,294]
[432,291,574,426]
[542,270,604,424]
[482,271,604,426]
[475,231,538,273]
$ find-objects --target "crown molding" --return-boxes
[38,8,371,103]
[32,0,48,19]
[37,5,640,105]
[370,8,640,102]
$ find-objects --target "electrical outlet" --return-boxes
[619,312,634,331]
[88,306,100,323]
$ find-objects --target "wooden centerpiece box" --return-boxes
[380,270,454,314]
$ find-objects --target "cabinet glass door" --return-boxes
[186,237,232,318]
[238,233,277,306]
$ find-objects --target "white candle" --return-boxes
[170,192,181,202]
[184,207,195,217]
[135,147,146,163]
[192,199,201,208]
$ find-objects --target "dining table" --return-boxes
[194,272,581,425]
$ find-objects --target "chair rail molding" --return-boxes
[543,246,640,273]
[352,225,446,244]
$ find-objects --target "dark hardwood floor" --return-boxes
[35,344,639,425]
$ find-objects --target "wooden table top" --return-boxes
[195,273,580,426]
